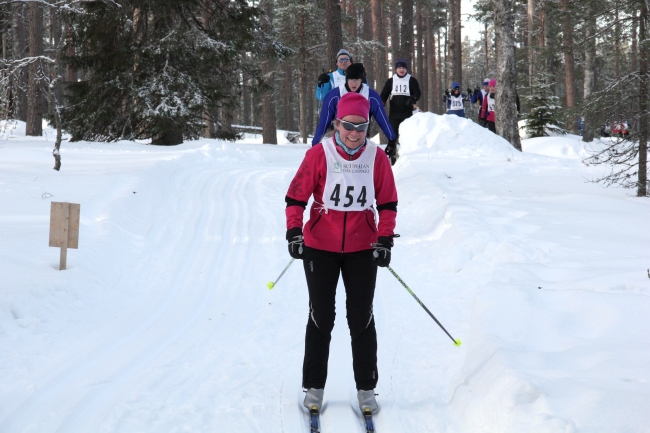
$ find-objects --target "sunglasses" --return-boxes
[338,119,369,132]
[337,57,351,63]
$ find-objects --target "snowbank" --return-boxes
[399,112,519,159]
[522,136,587,159]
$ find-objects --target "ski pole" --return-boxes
[386,265,462,347]
[267,258,295,290]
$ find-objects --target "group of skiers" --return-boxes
[443,77,498,133]
[315,49,422,166]
[284,48,499,419]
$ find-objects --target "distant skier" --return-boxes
[313,63,395,148]
[380,59,421,165]
[471,78,490,126]
[445,82,468,117]
[316,49,353,102]
[285,92,398,416]
[481,79,497,133]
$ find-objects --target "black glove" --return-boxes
[473,87,480,96]
[371,236,393,267]
[467,87,472,95]
[385,140,397,159]
[318,73,330,87]
[287,227,305,260]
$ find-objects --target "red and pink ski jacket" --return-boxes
[286,142,398,253]
[481,93,495,122]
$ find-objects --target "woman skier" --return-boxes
[285,92,398,416]
[481,79,497,133]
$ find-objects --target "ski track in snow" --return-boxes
[2,116,650,433]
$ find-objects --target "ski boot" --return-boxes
[357,389,379,414]
[303,388,324,411]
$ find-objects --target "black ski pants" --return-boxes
[302,247,378,391]
[389,114,411,143]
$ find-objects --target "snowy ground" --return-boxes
[1,115,649,433]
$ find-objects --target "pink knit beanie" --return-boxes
[337,92,370,121]
[489,79,497,87]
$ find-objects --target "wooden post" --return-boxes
[49,202,80,270]
[59,202,69,270]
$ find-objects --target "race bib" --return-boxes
[332,72,346,88]
[321,137,377,212]
[391,74,411,96]
[449,96,464,110]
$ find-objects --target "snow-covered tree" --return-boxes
[522,77,566,137]
[60,0,281,145]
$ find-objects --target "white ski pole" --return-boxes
[267,258,295,289]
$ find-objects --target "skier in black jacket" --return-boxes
[380,59,421,165]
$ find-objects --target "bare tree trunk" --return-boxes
[527,0,535,86]
[638,2,648,196]
[416,6,424,96]
[382,4,389,79]
[326,0,343,65]
[492,0,522,150]
[371,0,383,89]
[561,0,576,110]
[615,0,620,77]
[423,8,432,112]
[262,1,277,144]
[437,28,442,112]
[485,21,490,74]
[400,0,413,66]
[26,2,44,137]
[447,0,461,83]
[202,8,215,138]
[632,9,638,74]
[13,4,28,122]
[348,1,357,38]
[363,6,375,86]
[242,53,251,126]
[583,7,596,142]
[299,11,308,143]
[427,16,437,113]
[284,61,294,131]
[390,0,400,66]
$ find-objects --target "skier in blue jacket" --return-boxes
[312,63,396,147]
[316,49,353,102]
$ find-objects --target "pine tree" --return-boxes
[60,0,277,145]
[521,76,566,137]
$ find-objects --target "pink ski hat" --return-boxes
[489,78,497,87]
[337,92,370,121]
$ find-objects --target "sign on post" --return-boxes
[49,202,80,270]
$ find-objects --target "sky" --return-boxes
[462,0,484,43]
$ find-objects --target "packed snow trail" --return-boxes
[1,115,650,433]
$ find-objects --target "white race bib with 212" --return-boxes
[321,136,377,212]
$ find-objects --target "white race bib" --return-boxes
[321,136,377,212]
[339,83,370,99]
[448,95,464,111]
[332,72,346,89]
[487,95,495,113]
[391,74,411,96]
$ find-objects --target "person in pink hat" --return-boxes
[285,91,398,415]
[481,78,497,133]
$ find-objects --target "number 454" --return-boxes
[330,184,367,207]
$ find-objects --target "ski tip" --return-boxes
[267,281,275,290]
[454,338,462,347]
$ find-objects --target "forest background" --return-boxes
[1,0,648,196]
